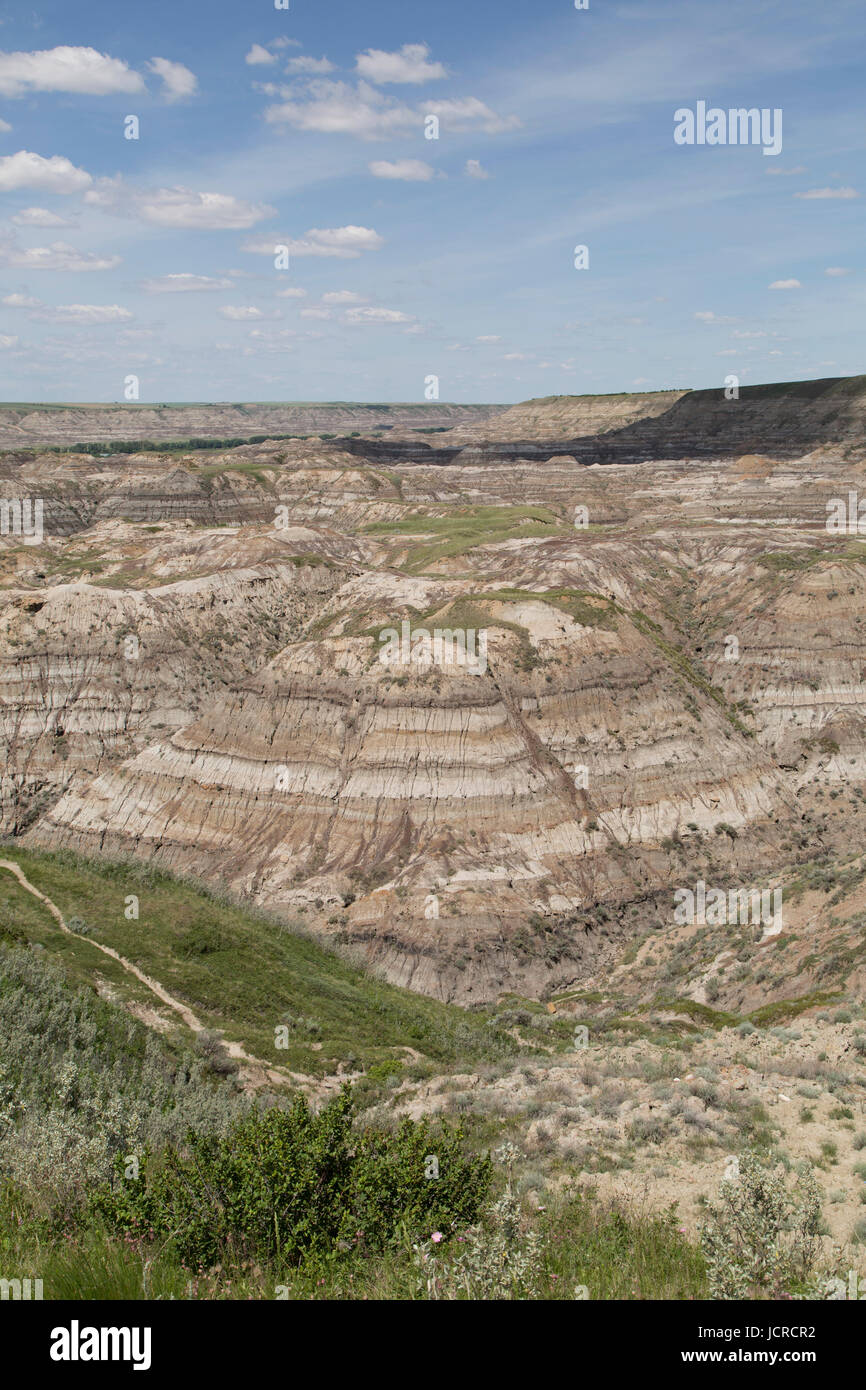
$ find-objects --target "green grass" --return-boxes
[0,846,518,1078]
[757,544,866,573]
[362,505,567,571]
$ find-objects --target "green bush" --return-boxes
[95,1087,491,1268]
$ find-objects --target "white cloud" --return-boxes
[218,305,265,320]
[424,97,519,134]
[825,266,851,277]
[8,295,132,323]
[765,165,807,176]
[11,205,75,226]
[694,310,736,324]
[300,307,332,320]
[84,177,275,229]
[285,56,335,74]
[0,239,119,271]
[369,158,435,181]
[246,328,296,353]
[769,279,801,289]
[0,150,91,193]
[245,44,276,66]
[263,76,515,140]
[141,273,234,293]
[465,159,490,179]
[321,290,366,304]
[0,334,19,348]
[343,306,413,325]
[275,286,307,298]
[243,225,383,259]
[0,46,145,97]
[355,43,447,85]
[0,118,10,132]
[148,57,198,103]
[476,334,500,343]
[794,186,858,200]
[265,79,417,139]
[43,303,132,324]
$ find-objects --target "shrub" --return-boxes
[700,1152,822,1299]
[412,1144,544,1300]
[94,1086,491,1268]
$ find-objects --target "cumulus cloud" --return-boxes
[0,150,91,193]
[343,306,413,325]
[243,225,383,259]
[2,292,40,307]
[769,279,801,289]
[11,206,76,227]
[369,158,435,181]
[218,305,265,320]
[300,307,332,320]
[148,57,198,103]
[0,119,10,132]
[4,293,131,323]
[425,97,519,134]
[795,187,858,200]
[0,46,145,97]
[263,78,516,140]
[141,274,234,293]
[285,56,334,74]
[0,239,120,271]
[84,177,275,229]
[245,44,276,66]
[42,303,132,324]
[825,266,851,276]
[264,79,417,139]
[275,286,307,298]
[321,290,366,304]
[0,334,19,348]
[355,43,447,84]
[465,159,490,179]
[476,335,500,343]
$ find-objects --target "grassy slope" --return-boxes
[0,846,519,1078]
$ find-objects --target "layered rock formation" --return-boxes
[3,375,866,1001]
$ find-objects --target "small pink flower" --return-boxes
[431,1231,443,1243]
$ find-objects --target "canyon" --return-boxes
[2,376,866,1007]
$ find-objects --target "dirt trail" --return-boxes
[0,856,289,1090]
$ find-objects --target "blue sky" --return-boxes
[0,0,863,403]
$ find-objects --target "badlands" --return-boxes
[5,374,866,1265]
[2,374,866,1008]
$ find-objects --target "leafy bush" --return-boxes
[412,1144,544,1299]
[700,1152,822,1299]
[95,1087,491,1268]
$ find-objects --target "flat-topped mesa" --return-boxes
[0,401,508,451]
[432,376,866,466]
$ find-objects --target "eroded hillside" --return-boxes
[2,377,866,1005]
